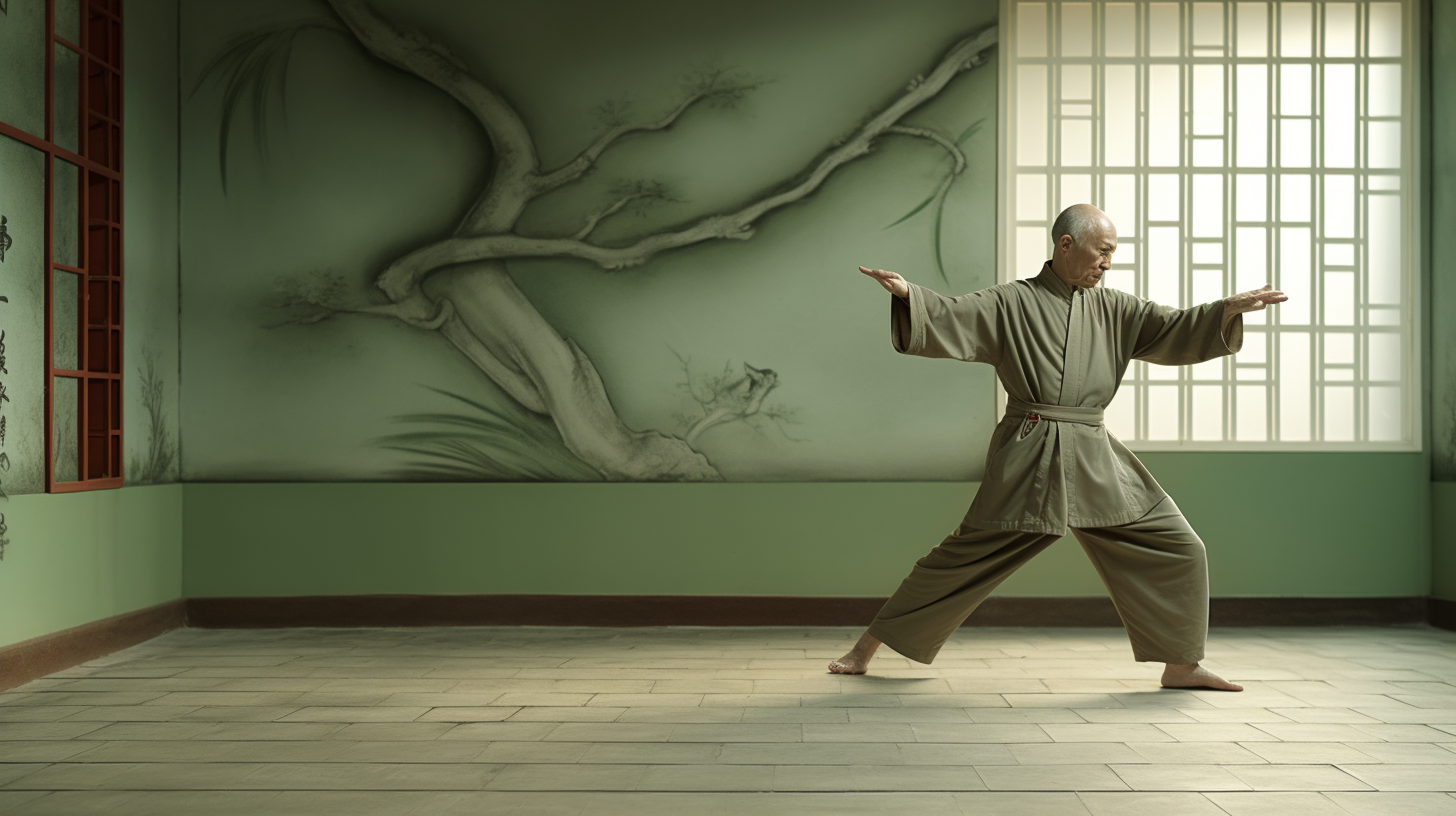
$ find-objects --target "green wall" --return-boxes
[182,452,1428,599]
[0,485,182,649]
[1435,484,1456,601]
[1429,0,1456,601]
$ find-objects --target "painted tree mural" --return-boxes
[202,0,997,481]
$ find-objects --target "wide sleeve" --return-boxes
[1131,298,1244,366]
[891,282,1004,365]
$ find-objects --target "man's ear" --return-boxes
[1057,235,1073,254]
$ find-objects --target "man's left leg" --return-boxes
[1072,497,1242,691]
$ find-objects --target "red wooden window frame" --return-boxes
[0,0,125,492]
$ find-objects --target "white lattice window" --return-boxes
[999,0,1420,450]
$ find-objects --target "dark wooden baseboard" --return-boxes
[0,600,187,692]
[3,596,1445,690]
[1431,597,1456,632]
[186,594,1432,629]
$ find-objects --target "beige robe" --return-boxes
[892,263,1243,535]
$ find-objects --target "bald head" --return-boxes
[1049,204,1117,289]
[1051,204,1113,248]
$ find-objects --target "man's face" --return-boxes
[1056,221,1117,288]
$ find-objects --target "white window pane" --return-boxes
[1018,2,1047,57]
[1241,331,1266,364]
[1060,175,1092,212]
[1192,2,1224,47]
[1193,65,1224,135]
[1148,385,1181,439]
[1236,174,1266,222]
[1105,174,1138,232]
[1324,65,1356,168]
[1237,365,1266,380]
[1324,3,1357,58]
[1279,227,1311,324]
[1325,369,1355,382]
[1061,3,1093,57]
[1148,227,1181,305]
[1235,227,1267,294]
[1236,65,1268,167]
[1324,272,1355,326]
[1368,386,1402,441]
[1104,66,1138,166]
[1280,118,1312,167]
[1149,66,1182,166]
[1279,332,1311,441]
[1192,242,1222,264]
[1149,174,1181,221]
[1150,3,1182,57]
[1368,175,1400,191]
[1193,268,1223,307]
[1368,307,1400,326]
[1105,391,1136,439]
[1367,121,1401,169]
[1188,358,1223,381]
[1018,65,1047,165]
[1367,194,1401,304]
[1368,3,1403,58]
[1280,174,1311,223]
[1061,119,1092,166]
[1236,385,1268,441]
[1325,243,1354,266]
[1061,65,1092,102]
[1192,385,1223,440]
[1105,3,1138,57]
[1367,65,1401,117]
[1323,386,1355,441]
[1193,138,1224,167]
[1017,174,1047,221]
[1280,2,1313,57]
[1280,64,1312,115]
[1325,333,1354,365]
[1323,175,1354,238]
[1236,2,1267,57]
[1192,175,1223,237]
[1368,332,1401,382]
[1018,227,1049,274]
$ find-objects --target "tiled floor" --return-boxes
[2,625,1456,814]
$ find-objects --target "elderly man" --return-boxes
[836,203,1286,691]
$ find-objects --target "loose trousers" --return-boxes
[865,497,1208,665]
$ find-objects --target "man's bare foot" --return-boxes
[828,632,882,674]
[1161,662,1243,691]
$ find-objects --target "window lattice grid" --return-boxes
[1003,0,1414,448]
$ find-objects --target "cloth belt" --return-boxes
[1005,397,1105,426]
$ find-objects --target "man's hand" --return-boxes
[859,266,909,299]
[1225,284,1288,317]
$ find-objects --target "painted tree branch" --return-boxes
[573,181,676,240]
[885,125,966,174]
[536,70,760,195]
[324,0,539,231]
[374,26,998,299]
[270,288,550,414]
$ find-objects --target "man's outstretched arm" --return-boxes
[858,265,1003,364]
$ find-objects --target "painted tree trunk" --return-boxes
[432,262,721,481]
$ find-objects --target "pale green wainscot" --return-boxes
[182,452,1428,600]
[0,485,183,650]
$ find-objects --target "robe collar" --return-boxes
[1034,262,1078,301]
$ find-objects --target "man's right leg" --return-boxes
[831,522,1058,673]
